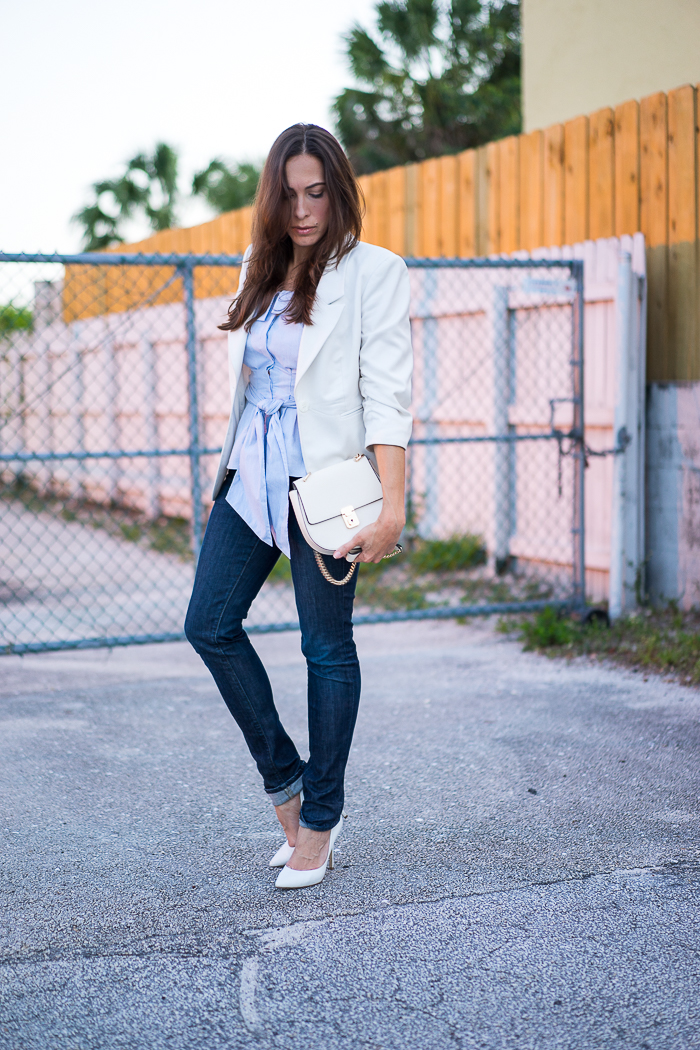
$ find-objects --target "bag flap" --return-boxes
[294,456,383,525]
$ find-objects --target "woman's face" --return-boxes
[285,153,329,251]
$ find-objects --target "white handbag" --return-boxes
[289,453,401,585]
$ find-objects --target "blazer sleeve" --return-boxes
[358,251,413,450]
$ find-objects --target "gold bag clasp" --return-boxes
[341,505,360,529]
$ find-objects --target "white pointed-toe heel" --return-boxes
[268,841,295,868]
[275,816,344,890]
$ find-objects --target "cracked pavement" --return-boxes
[1,619,699,1049]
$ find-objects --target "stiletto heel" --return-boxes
[275,815,344,889]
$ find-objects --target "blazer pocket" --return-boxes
[309,400,359,418]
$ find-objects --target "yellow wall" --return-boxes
[522,0,700,131]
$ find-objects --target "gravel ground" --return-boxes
[1,619,699,1049]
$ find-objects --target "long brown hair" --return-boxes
[219,124,363,331]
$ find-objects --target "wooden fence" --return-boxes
[108,82,700,383]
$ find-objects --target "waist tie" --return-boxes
[226,391,297,552]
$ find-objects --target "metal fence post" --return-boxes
[181,259,204,563]
[492,284,512,573]
[141,338,161,521]
[416,268,438,537]
[609,251,643,621]
[572,260,586,613]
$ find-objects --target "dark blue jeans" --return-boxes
[184,473,361,832]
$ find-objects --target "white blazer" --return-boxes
[212,240,413,499]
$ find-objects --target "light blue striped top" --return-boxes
[226,291,305,558]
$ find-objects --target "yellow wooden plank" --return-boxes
[375,170,390,248]
[210,214,224,254]
[439,154,458,256]
[564,115,589,244]
[62,265,105,322]
[668,84,697,244]
[218,211,238,253]
[485,141,500,254]
[498,136,519,253]
[641,91,669,380]
[171,227,191,253]
[364,173,377,245]
[199,216,222,253]
[543,124,564,246]
[239,207,253,250]
[457,149,476,257]
[204,210,241,299]
[195,266,237,300]
[588,107,615,239]
[474,145,490,255]
[103,263,123,317]
[193,214,238,298]
[386,165,406,255]
[519,129,543,250]
[221,210,240,254]
[189,221,207,254]
[363,172,386,246]
[107,222,182,315]
[372,171,388,247]
[640,91,668,248]
[404,164,419,256]
[614,99,640,235]
[358,175,372,242]
[421,157,441,256]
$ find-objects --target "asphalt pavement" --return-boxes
[1,619,699,1049]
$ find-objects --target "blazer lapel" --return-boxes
[228,254,346,391]
[295,259,346,387]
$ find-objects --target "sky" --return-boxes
[1,0,378,253]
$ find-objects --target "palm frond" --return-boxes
[334,0,521,173]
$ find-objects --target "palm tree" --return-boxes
[73,143,180,251]
[127,142,179,232]
[191,159,261,213]
[334,0,521,175]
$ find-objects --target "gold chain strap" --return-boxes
[313,543,403,587]
[313,551,358,586]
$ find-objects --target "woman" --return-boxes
[185,124,412,889]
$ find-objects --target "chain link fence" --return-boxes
[0,251,584,655]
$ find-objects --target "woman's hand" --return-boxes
[334,508,404,563]
[333,444,406,564]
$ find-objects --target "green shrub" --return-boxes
[520,606,574,649]
[267,557,292,583]
[120,522,142,542]
[355,577,429,610]
[503,604,700,685]
[0,304,33,337]
[148,517,191,558]
[410,534,486,573]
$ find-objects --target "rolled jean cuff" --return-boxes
[298,816,338,832]
[266,771,304,806]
